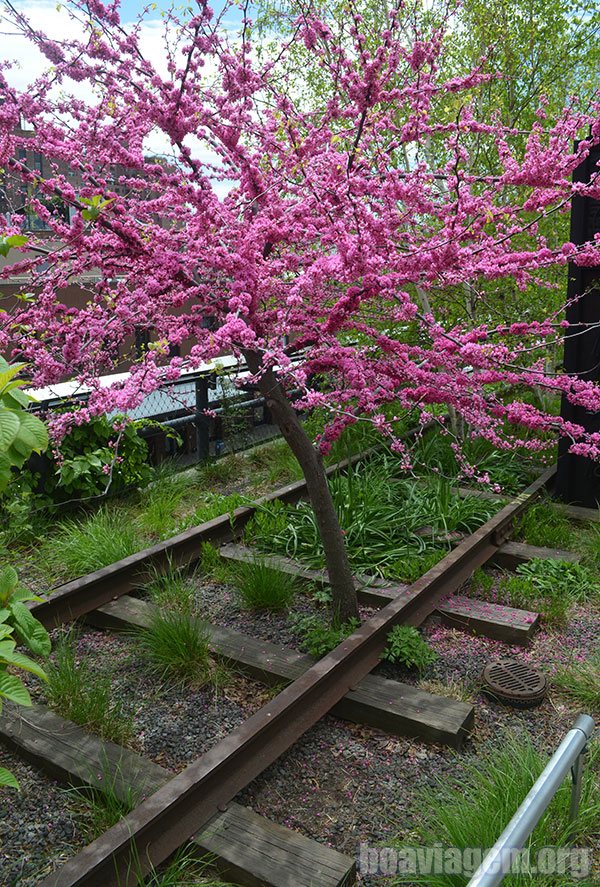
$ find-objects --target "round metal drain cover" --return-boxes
[482,657,547,708]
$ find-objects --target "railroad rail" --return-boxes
[17,458,557,886]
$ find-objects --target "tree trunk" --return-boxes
[243,350,360,623]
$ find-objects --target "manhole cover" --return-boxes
[482,657,547,708]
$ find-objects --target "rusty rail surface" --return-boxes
[38,465,555,886]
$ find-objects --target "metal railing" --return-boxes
[467,715,595,887]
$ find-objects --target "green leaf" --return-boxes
[9,603,51,657]
[0,766,20,789]
[0,410,20,449]
[0,644,47,679]
[5,235,28,248]
[15,411,48,453]
[0,566,18,599]
[0,671,31,706]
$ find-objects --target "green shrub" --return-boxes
[0,566,49,789]
[382,626,438,670]
[389,735,600,886]
[291,614,360,658]
[39,507,144,580]
[136,611,214,685]
[226,558,297,610]
[45,631,133,746]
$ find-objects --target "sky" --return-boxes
[0,0,249,194]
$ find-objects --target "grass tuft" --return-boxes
[138,474,187,538]
[136,611,214,686]
[515,502,577,549]
[390,735,600,886]
[553,655,600,711]
[225,558,298,610]
[69,777,139,842]
[39,507,144,580]
[45,631,134,746]
[145,560,196,613]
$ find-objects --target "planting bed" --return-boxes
[1,432,599,886]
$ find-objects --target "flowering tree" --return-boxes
[1,0,600,621]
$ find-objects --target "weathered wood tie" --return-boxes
[87,595,474,749]
[0,704,355,887]
[219,544,540,644]
[491,540,581,570]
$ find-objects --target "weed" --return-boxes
[45,631,133,746]
[39,507,144,581]
[390,735,600,886]
[138,474,187,538]
[419,677,475,704]
[199,541,222,576]
[225,558,297,610]
[247,438,302,485]
[136,611,214,686]
[382,626,438,670]
[577,522,600,569]
[188,492,246,527]
[68,778,139,842]
[386,549,447,583]
[516,502,577,549]
[291,614,360,658]
[145,561,195,613]
[248,456,494,579]
[497,574,570,627]
[470,567,494,596]
[553,655,600,711]
[144,847,236,887]
[516,558,599,603]
[196,455,243,487]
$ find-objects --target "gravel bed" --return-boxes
[27,627,271,772]
[5,572,599,885]
[0,749,85,886]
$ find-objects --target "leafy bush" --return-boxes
[291,614,360,658]
[382,626,438,670]
[136,611,214,685]
[45,631,133,746]
[226,558,297,610]
[39,507,145,581]
[55,415,154,498]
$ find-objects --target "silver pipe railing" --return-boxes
[467,715,595,887]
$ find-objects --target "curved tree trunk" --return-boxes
[244,350,359,623]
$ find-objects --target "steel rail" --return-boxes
[39,465,555,886]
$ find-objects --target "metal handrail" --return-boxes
[467,715,595,887]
